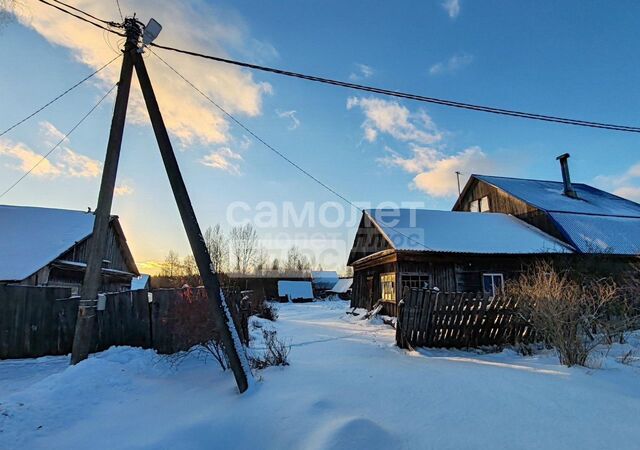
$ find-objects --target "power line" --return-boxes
[51,0,121,27]
[0,54,121,138]
[149,48,358,210]
[36,0,125,36]
[115,0,123,21]
[149,49,435,251]
[0,83,118,200]
[150,43,640,134]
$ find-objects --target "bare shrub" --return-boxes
[257,301,279,322]
[507,261,624,367]
[250,329,290,369]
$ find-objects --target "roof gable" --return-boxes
[474,175,640,217]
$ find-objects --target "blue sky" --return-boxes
[1,0,640,273]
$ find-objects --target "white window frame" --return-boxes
[480,196,490,212]
[482,273,504,296]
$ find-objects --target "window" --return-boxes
[480,196,490,212]
[400,273,430,291]
[470,196,490,212]
[380,273,396,302]
[483,273,504,296]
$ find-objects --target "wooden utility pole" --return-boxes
[133,53,249,393]
[70,17,250,393]
[70,19,138,365]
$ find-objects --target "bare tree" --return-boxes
[285,246,310,274]
[230,223,258,274]
[160,250,182,277]
[271,258,281,274]
[182,254,197,277]
[204,224,229,274]
[253,247,268,275]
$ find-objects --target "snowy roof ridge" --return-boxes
[364,208,574,254]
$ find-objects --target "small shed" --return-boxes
[131,274,151,290]
[311,271,339,290]
[277,280,314,302]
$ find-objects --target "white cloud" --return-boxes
[429,53,473,75]
[7,0,274,147]
[614,186,640,202]
[442,0,460,18]
[346,97,443,145]
[0,141,62,177]
[349,63,374,81]
[0,123,102,179]
[379,145,494,197]
[276,109,300,130]
[115,182,134,196]
[595,163,640,202]
[200,147,243,175]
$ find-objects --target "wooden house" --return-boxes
[0,205,138,292]
[348,154,640,315]
[348,209,572,315]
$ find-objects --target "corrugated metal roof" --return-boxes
[366,209,573,254]
[549,212,640,255]
[475,175,640,217]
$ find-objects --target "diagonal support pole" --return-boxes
[133,52,250,393]
[70,36,136,366]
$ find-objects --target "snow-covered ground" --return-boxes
[1,301,639,450]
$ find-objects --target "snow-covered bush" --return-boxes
[508,261,634,367]
[257,301,279,322]
[249,329,290,369]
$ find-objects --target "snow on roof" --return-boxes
[311,271,339,289]
[278,280,314,300]
[0,205,95,281]
[365,209,573,254]
[131,274,150,290]
[549,212,640,255]
[475,175,640,217]
[328,278,353,293]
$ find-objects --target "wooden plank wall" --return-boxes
[0,285,248,359]
[396,288,534,349]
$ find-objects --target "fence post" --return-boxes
[395,286,410,349]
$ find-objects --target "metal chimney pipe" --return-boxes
[556,153,578,198]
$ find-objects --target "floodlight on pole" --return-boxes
[142,19,162,46]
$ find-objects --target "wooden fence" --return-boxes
[0,285,249,359]
[396,287,534,349]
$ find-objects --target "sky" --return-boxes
[1,0,640,274]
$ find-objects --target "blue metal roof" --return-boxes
[549,212,640,255]
[475,175,640,217]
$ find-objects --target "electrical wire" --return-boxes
[51,0,121,26]
[150,43,640,134]
[33,0,640,133]
[0,83,118,200]
[0,54,122,138]
[149,49,435,251]
[115,0,123,21]
[36,0,125,36]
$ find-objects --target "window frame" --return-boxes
[380,272,396,303]
[482,273,504,296]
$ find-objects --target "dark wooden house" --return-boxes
[348,209,572,315]
[349,154,640,315]
[0,205,138,293]
[453,154,640,255]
